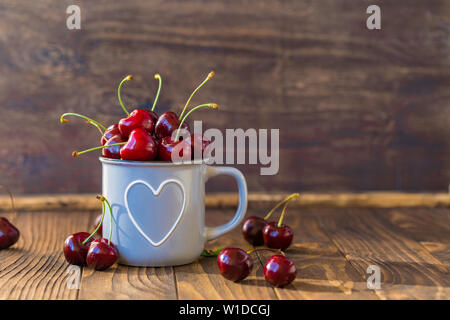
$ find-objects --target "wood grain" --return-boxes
[0,211,90,300]
[175,209,278,300]
[1,192,449,212]
[318,208,450,299]
[77,212,177,300]
[0,1,449,193]
[254,208,379,299]
[0,208,449,299]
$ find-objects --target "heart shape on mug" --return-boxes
[124,179,186,247]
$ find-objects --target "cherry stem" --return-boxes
[72,142,127,157]
[102,196,114,245]
[178,71,215,120]
[174,103,218,141]
[278,194,299,227]
[118,75,133,116]
[151,74,162,111]
[264,193,300,220]
[60,113,107,135]
[82,199,105,245]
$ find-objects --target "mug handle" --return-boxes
[204,166,248,241]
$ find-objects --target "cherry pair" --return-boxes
[0,186,20,250]
[63,195,118,271]
[242,193,299,250]
[217,248,296,287]
[62,71,218,162]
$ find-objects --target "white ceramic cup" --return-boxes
[99,157,248,267]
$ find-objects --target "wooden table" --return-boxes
[0,203,449,300]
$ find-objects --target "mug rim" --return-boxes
[99,157,210,167]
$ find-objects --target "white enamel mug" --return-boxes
[99,157,248,267]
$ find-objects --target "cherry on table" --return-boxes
[120,128,157,161]
[217,248,253,282]
[86,238,118,271]
[262,222,294,250]
[264,254,296,287]
[242,216,267,246]
[0,217,20,250]
[63,232,94,265]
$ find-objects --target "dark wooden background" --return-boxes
[0,0,449,194]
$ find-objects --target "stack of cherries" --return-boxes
[61,72,218,162]
[216,193,299,287]
[63,195,118,271]
[0,187,20,251]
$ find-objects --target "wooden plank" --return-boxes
[0,211,90,300]
[254,208,379,299]
[78,212,177,300]
[379,208,450,267]
[175,209,278,299]
[318,208,450,299]
[1,192,449,212]
[0,1,449,194]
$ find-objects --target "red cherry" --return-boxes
[264,255,296,287]
[120,128,157,161]
[217,248,253,282]
[0,217,20,250]
[63,232,94,265]
[190,134,211,159]
[101,124,122,145]
[146,110,158,124]
[155,111,189,139]
[102,134,126,159]
[86,238,118,270]
[119,109,155,137]
[242,216,267,246]
[262,222,294,250]
[157,136,191,162]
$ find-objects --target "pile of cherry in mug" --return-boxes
[61,71,218,162]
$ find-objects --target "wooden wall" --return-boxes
[0,0,449,194]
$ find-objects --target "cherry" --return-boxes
[242,193,299,246]
[102,134,127,159]
[101,124,121,145]
[190,134,211,160]
[241,216,266,246]
[146,110,158,124]
[155,111,189,139]
[0,217,20,250]
[86,238,118,271]
[158,136,191,162]
[120,128,157,161]
[118,108,155,137]
[63,232,93,265]
[217,248,253,282]
[264,255,297,287]
[262,222,294,250]
[157,104,218,161]
[64,195,117,270]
